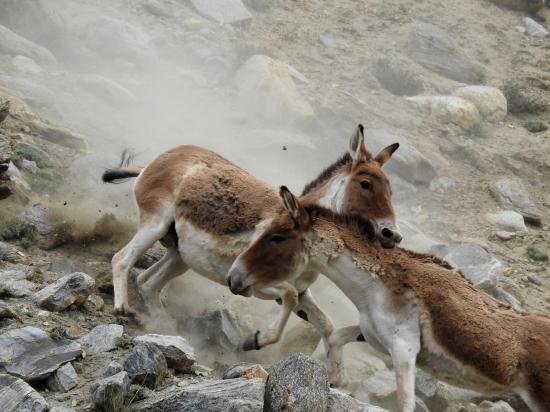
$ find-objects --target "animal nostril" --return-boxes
[381,228,393,239]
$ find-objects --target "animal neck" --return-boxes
[301,171,349,213]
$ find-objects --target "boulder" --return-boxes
[265,353,329,412]
[133,378,265,411]
[188,0,252,25]
[32,272,95,312]
[405,23,486,84]
[103,361,124,378]
[491,178,541,225]
[0,326,81,381]
[188,309,242,351]
[328,388,389,412]
[0,97,9,124]
[485,211,527,235]
[222,362,269,382]
[79,324,124,353]
[319,34,337,49]
[524,17,548,37]
[232,55,315,127]
[123,343,168,389]
[406,95,481,128]
[133,334,196,373]
[0,374,49,412]
[0,24,56,64]
[24,204,68,250]
[453,86,507,122]
[47,362,78,392]
[0,266,37,298]
[370,56,424,96]
[431,243,502,292]
[90,371,130,412]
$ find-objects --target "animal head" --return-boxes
[302,124,401,248]
[228,186,375,295]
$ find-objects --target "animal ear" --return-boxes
[349,124,369,163]
[374,143,399,166]
[280,186,302,223]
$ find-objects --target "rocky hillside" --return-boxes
[1,0,549,411]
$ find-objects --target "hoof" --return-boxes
[242,330,261,351]
[112,305,135,317]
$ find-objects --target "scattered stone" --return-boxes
[288,65,309,84]
[328,388,388,412]
[319,34,336,49]
[453,86,507,122]
[0,24,56,64]
[223,362,269,382]
[0,266,36,298]
[188,0,252,25]
[430,177,456,194]
[24,204,68,249]
[103,362,124,378]
[527,273,543,286]
[123,343,168,389]
[491,178,541,225]
[370,56,424,97]
[143,0,176,17]
[90,371,130,412]
[134,378,265,411]
[80,324,124,353]
[523,119,548,133]
[486,211,527,234]
[265,353,329,412]
[431,243,502,292]
[405,22,486,84]
[188,309,242,351]
[496,231,515,241]
[493,287,522,311]
[524,17,548,37]
[5,162,31,201]
[32,272,95,312]
[0,300,19,320]
[0,326,82,381]
[526,245,548,262]
[133,334,196,373]
[406,95,481,128]
[0,97,9,124]
[47,362,78,392]
[85,294,105,311]
[232,55,315,127]
[0,374,49,412]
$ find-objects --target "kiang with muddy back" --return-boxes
[103,124,400,385]
[228,187,550,412]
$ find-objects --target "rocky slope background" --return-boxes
[1,0,550,411]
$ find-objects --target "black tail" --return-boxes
[102,149,142,183]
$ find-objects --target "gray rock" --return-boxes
[24,204,68,250]
[133,334,196,373]
[0,266,36,298]
[491,178,541,225]
[90,371,130,412]
[0,97,10,124]
[406,95,481,128]
[265,353,329,412]
[431,243,502,291]
[0,373,49,412]
[189,0,252,25]
[0,300,18,320]
[405,23,485,84]
[0,24,56,64]
[28,119,88,151]
[453,86,507,122]
[319,35,336,49]
[328,388,388,412]
[430,177,456,194]
[32,272,95,312]
[134,378,265,411]
[47,362,78,392]
[51,258,75,274]
[103,361,124,378]
[364,370,429,412]
[0,326,81,381]
[20,159,38,174]
[188,309,242,351]
[123,343,167,389]
[485,211,527,234]
[80,324,123,353]
[493,287,522,311]
[370,56,424,97]
[222,362,269,382]
[143,0,176,17]
[524,17,548,37]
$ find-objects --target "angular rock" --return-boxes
[491,178,541,225]
[188,309,242,351]
[265,353,329,412]
[0,374,49,412]
[133,334,196,373]
[232,55,315,127]
[47,362,78,392]
[90,371,130,412]
[431,243,502,292]
[0,24,56,64]
[24,204,67,249]
[405,23,486,84]
[32,272,95,312]
[0,326,81,381]
[103,361,124,378]
[123,343,168,389]
[134,378,265,411]
[13,142,54,168]
[406,95,481,128]
[136,248,164,269]
[328,388,388,412]
[0,300,19,320]
[453,86,507,122]
[524,17,548,37]
[28,119,88,151]
[0,97,9,124]
[189,0,252,25]
[0,266,36,298]
[222,362,269,382]
[319,34,336,49]
[485,211,527,234]
[79,324,123,353]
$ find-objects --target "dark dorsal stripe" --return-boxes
[303,204,376,242]
[301,152,353,196]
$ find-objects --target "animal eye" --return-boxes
[270,235,286,244]
[360,180,372,191]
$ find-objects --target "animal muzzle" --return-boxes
[377,222,403,249]
[227,264,254,297]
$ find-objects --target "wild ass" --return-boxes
[103,125,401,384]
[228,187,550,412]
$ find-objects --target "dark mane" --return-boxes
[303,204,376,242]
[301,152,353,196]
